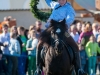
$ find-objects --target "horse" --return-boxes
[36,19,75,75]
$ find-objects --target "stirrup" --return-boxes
[78,68,85,75]
[34,68,42,75]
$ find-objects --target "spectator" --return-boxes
[92,23,98,38]
[35,20,44,39]
[29,25,36,31]
[10,26,18,36]
[0,50,8,75]
[0,24,10,54]
[78,44,87,71]
[9,32,20,75]
[79,22,93,73]
[70,25,79,43]
[26,30,38,75]
[24,29,29,39]
[96,25,100,40]
[97,35,100,74]
[76,21,82,35]
[85,35,100,75]
[17,26,28,75]
[28,25,36,39]
[79,22,93,47]
[81,23,86,33]
[0,24,12,75]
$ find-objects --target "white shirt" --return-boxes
[70,32,79,43]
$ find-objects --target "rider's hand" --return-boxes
[3,42,8,47]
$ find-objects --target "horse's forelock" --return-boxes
[50,19,66,30]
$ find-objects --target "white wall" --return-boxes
[0,0,10,9]
[0,0,50,10]
[0,10,95,30]
[0,10,46,29]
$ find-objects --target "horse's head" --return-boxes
[50,19,67,32]
[49,19,66,55]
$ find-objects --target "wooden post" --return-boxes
[96,0,100,10]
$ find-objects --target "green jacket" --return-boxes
[85,41,100,57]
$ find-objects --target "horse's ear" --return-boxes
[50,19,54,24]
[61,19,66,24]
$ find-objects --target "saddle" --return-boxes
[40,39,74,68]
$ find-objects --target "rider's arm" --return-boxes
[65,3,75,28]
[45,0,58,9]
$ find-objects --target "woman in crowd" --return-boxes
[78,22,93,45]
[9,32,20,75]
[78,22,93,73]
[26,30,38,75]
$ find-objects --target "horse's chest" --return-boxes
[45,47,69,67]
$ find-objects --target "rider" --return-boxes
[36,0,87,75]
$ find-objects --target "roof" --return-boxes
[75,0,96,10]
[0,0,98,11]
[0,0,84,11]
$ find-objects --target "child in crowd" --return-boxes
[9,32,20,75]
[78,44,87,70]
[26,30,38,75]
[85,35,100,75]
[0,50,8,75]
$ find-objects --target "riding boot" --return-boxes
[74,52,85,75]
[35,42,43,75]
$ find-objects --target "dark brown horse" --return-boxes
[36,19,74,75]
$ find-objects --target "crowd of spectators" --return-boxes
[70,20,100,75]
[0,19,43,75]
[0,16,100,75]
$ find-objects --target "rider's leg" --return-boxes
[35,41,43,75]
[65,32,86,75]
[36,41,43,69]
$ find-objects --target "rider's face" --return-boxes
[58,0,67,6]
